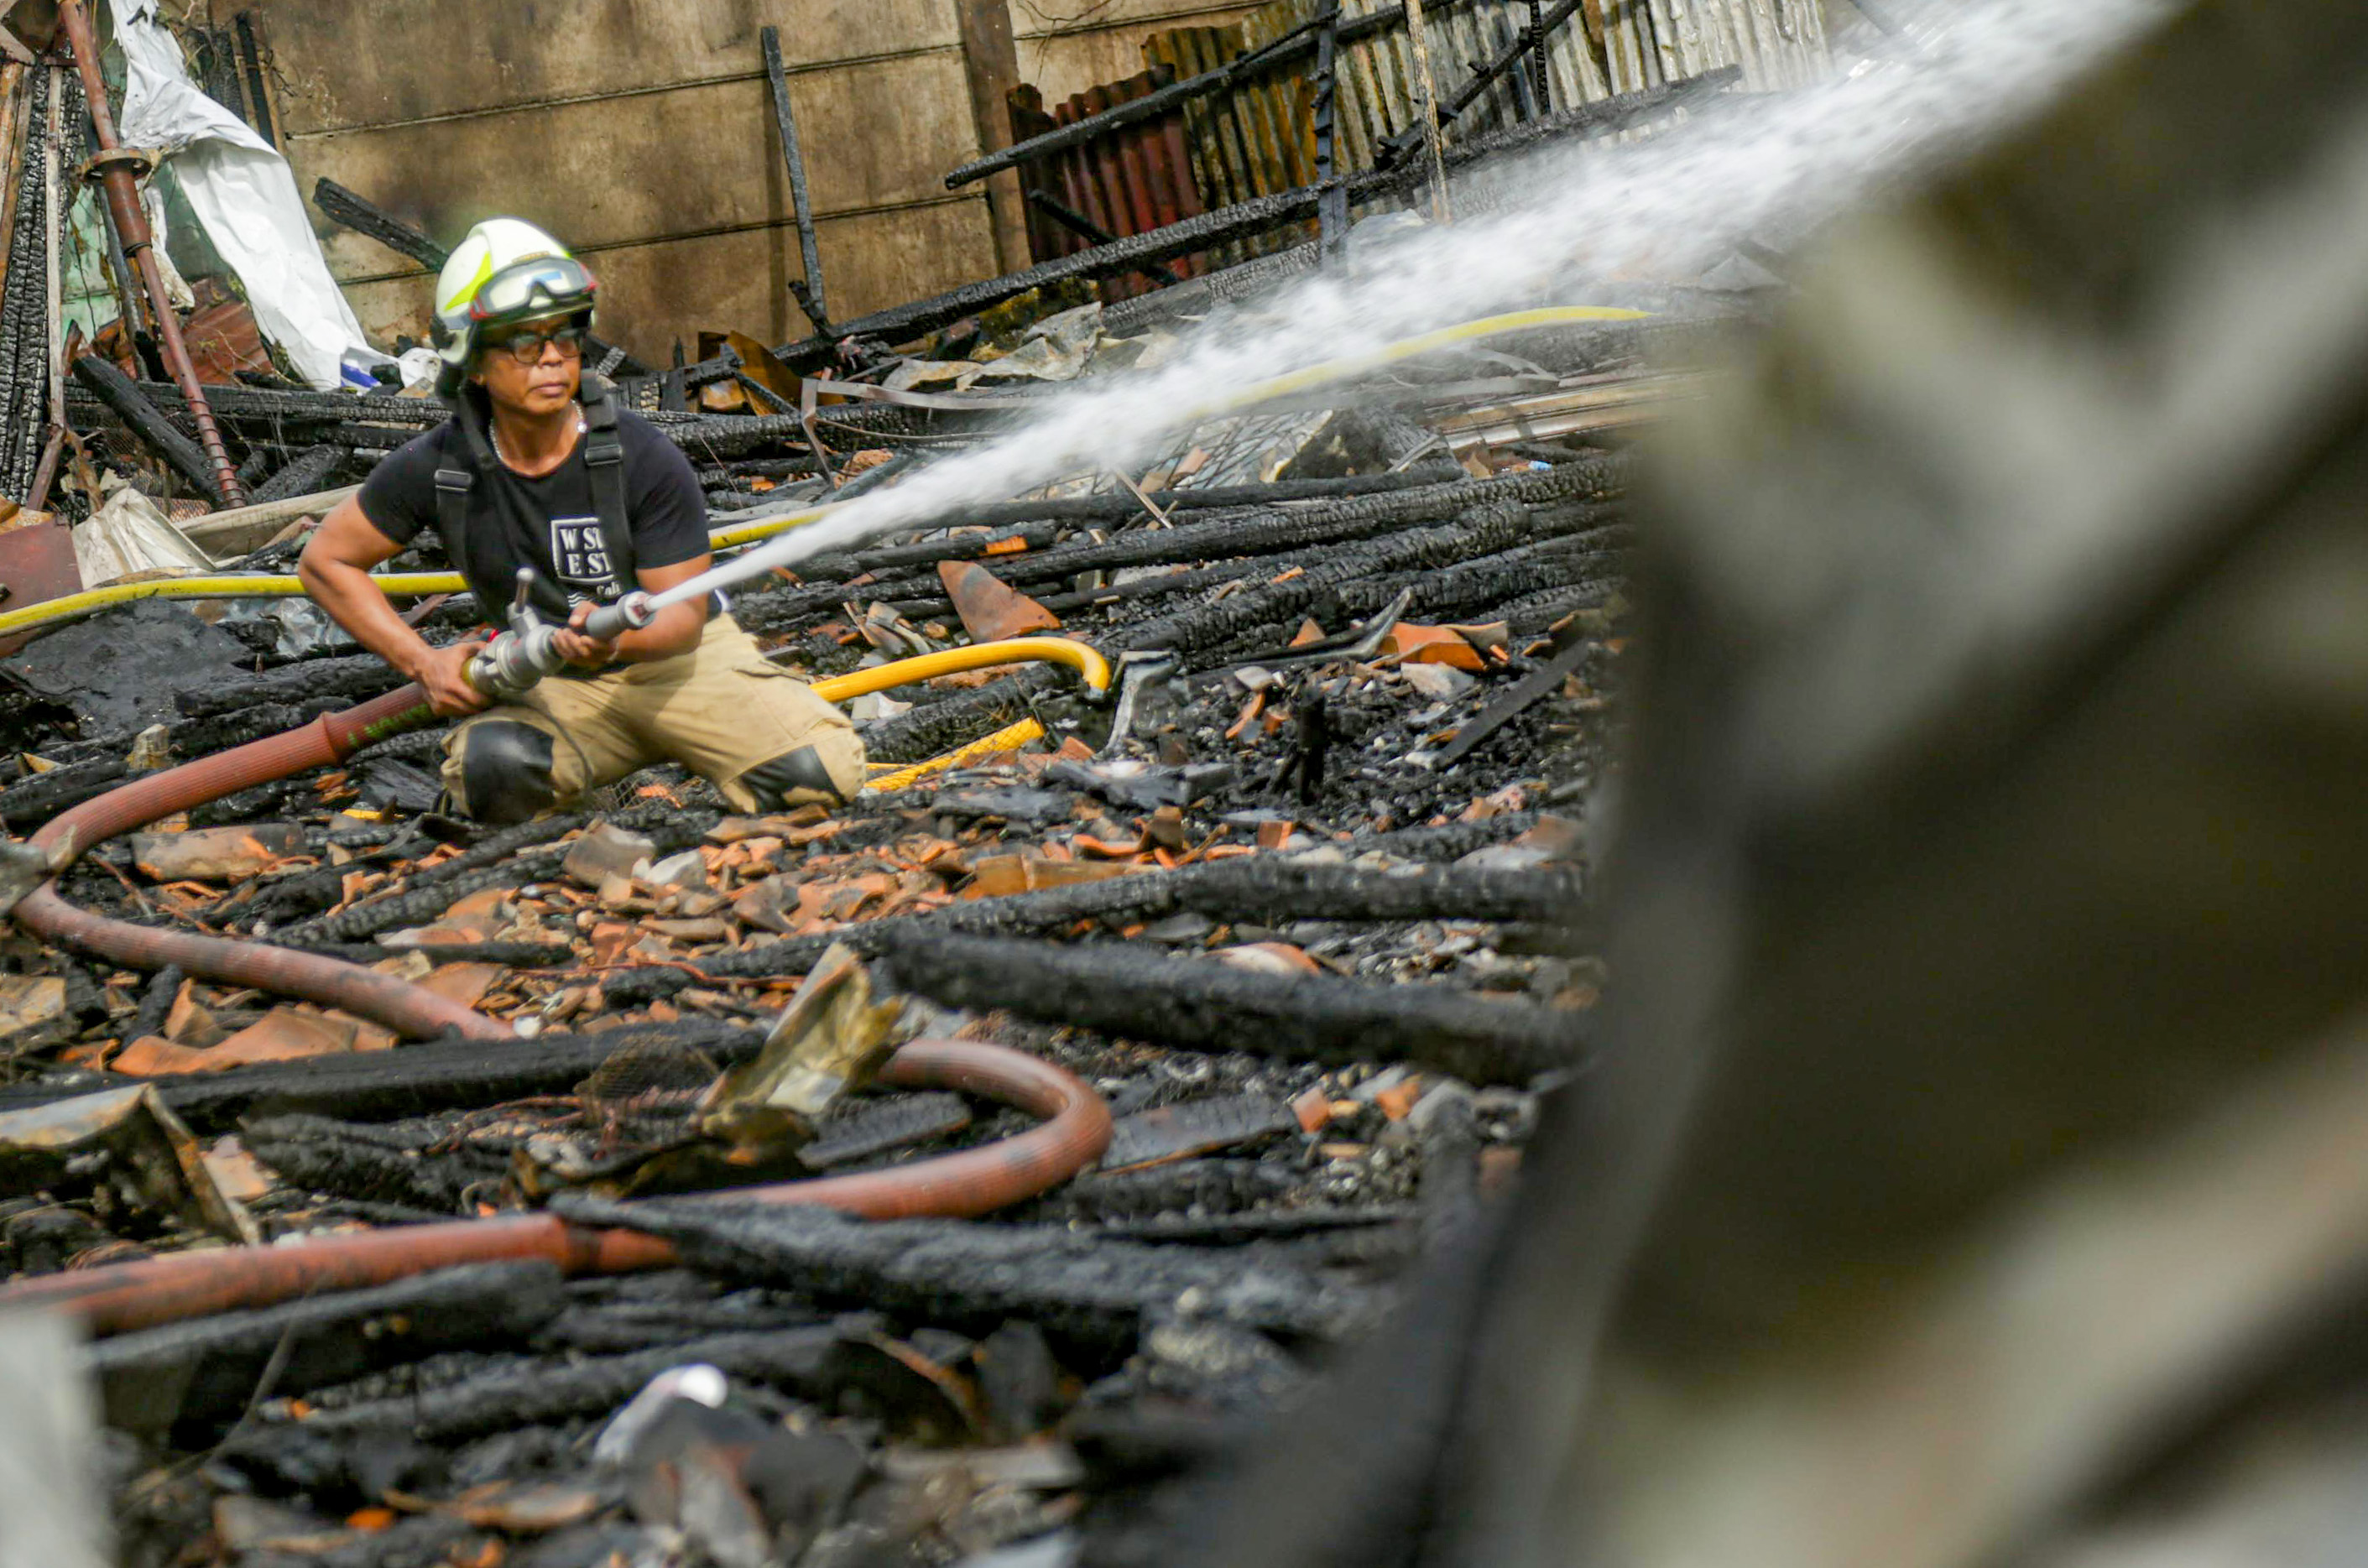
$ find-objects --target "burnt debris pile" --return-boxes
[0,2,1776,1561]
[0,377,1629,1563]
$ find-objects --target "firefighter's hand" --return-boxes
[554,602,621,667]
[412,640,492,716]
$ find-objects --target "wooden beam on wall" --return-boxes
[954,0,1031,276]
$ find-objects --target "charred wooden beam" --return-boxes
[0,1021,762,1134]
[1435,636,1592,767]
[243,440,346,507]
[0,755,130,829]
[242,1321,856,1444]
[1046,1159,1302,1222]
[943,0,1498,189]
[875,933,1586,1086]
[71,354,217,497]
[795,466,1488,576]
[1376,0,1585,165]
[1024,187,1184,287]
[310,178,446,269]
[806,75,1726,358]
[552,1195,1384,1347]
[85,1261,563,1435]
[535,1292,829,1355]
[603,856,1586,1006]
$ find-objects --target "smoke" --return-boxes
[653,0,2170,616]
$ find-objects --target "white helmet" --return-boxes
[430,217,597,397]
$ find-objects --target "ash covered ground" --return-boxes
[0,329,1638,1568]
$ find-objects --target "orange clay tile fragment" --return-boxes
[938,559,1061,641]
[1074,833,1145,859]
[1374,1076,1425,1121]
[1383,624,1488,671]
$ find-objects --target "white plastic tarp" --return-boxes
[109,1,375,389]
[73,476,216,584]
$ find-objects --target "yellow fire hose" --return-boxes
[866,716,1051,793]
[816,636,1108,702]
[820,639,1108,793]
[0,573,467,640]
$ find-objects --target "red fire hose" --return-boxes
[2,685,1115,1336]
[14,685,502,1042]
[0,1039,1112,1336]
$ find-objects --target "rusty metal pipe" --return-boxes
[12,684,498,1042]
[0,1039,1113,1336]
[55,0,244,507]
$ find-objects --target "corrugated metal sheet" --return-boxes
[1008,0,1826,289]
[1142,25,1321,268]
[1213,0,1830,185]
[1009,68,1209,302]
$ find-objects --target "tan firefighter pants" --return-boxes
[438,615,865,820]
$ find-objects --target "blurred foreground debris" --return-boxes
[0,1308,108,1568]
[1178,3,2368,1567]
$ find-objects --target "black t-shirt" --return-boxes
[357,393,709,620]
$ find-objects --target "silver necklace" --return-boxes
[491,401,585,471]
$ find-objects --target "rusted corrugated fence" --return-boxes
[1007,0,1828,277]
[1009,69,1208,304]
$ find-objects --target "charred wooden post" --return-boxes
[55,0,243,505]
[232,10,276,148]
[1312,1,1348,265]
[1400,0,1453,222]
[759,26,828,332]
[954,0,1031,274]
[1523,0,1553,115]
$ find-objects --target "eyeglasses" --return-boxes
[489,324,587,364]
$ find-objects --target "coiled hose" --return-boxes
[16,685,500,1040]
[0,1037,1113,1336]
[0,307,1642,1330]
[1,640,1121,1335]
[14,637,1108,1043]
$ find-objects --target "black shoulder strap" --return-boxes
[433,461,473,535]
[579,373,636,596]
[434,410,477,558]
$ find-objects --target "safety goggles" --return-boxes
[468,254,597,326]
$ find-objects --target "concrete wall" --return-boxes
[238,0,1262,362]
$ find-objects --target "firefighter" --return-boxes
[297,218,863,824]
